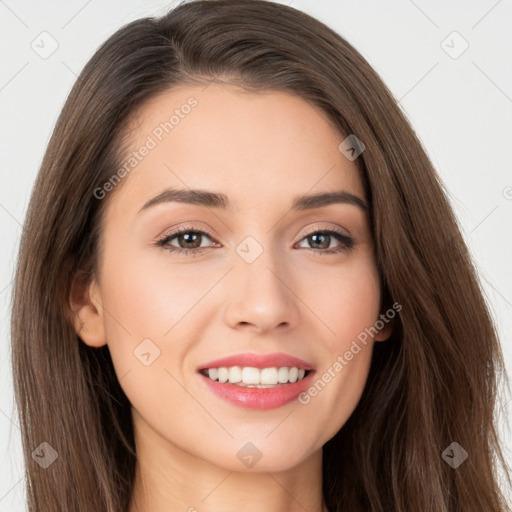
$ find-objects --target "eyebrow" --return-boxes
[138,187,369,213]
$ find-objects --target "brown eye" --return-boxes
[156,227,217,257]
[172,232,205,249]
[296,229,354,254]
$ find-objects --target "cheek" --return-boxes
[95,243,187,390]
[99,244,204,340]
[298,250,382,344]
[294,253,381,431]
[97,248,199,426]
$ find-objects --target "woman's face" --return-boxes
[81,83,390,472]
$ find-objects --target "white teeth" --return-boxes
[218,367,229,383]
[228,366,242,383]
[277,367,289,383]
[260,367,278,385]
[242,367,260,384]
[202,366,309,386]
[289,367,299,383]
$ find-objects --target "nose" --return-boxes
[222,241,300,334]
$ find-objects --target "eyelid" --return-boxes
[155,223,216,241]
[154,224,217,246]
[299,223,351,239]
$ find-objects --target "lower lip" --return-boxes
[198,371,315,410]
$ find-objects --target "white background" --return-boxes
[1,0,511,509]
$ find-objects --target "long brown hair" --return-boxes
[11,1,511,510]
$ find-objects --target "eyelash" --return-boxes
[155,225,354,257]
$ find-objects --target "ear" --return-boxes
[374,312,395,342]
[69,271,107,347]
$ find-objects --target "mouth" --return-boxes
[198,366,312,387]
[196,352,316,410]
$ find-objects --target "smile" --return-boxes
[200,366,310,387]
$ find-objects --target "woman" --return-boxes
[11,0,511,511]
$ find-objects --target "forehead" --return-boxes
[106,83,365,219]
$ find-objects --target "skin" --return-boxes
[72,83,392,512]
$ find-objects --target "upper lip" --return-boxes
[197,352,315,371]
